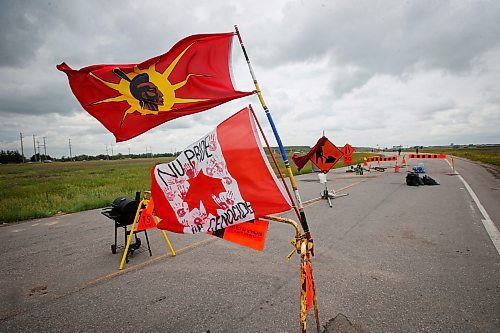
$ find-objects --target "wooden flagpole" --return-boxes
[250,106,320,331]
[234,26,314,244]
[265,215,320,332]
[235,25,320,331]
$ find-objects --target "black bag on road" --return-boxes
[422,175,439,185]
[406,172,421,186]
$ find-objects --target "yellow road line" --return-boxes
[86,180,367,285]
[302,180,366,208]
[86,237,217,287]
[336,180,366,192]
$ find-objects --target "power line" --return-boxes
[37,140,42,163]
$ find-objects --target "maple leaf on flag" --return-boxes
[151,107,292,234]
[184,171,226,217]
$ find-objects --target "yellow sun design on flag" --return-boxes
[89,42,208,125]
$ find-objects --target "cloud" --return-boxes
[0,0,499,157]
[270,1,500,73]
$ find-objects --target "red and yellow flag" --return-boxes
[58,33,254,142]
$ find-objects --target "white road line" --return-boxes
[457,174,500,256]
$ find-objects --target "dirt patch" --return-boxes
[322,313,368,333]
[27,285,48,296]
[455,156,500,179]
[481,162,500,179]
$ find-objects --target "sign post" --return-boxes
[308,138,348,207]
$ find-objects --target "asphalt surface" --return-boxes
[0,156,499,332]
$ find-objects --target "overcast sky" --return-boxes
[1,0,499,158]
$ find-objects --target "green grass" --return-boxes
[420,146,500,167]
[0,158,173,223]
[0,151,380,223]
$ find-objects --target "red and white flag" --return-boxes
[151,107,292,234]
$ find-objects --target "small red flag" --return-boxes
[151,107,291,234]
[305,261,314,313]
[136,199,157,231]
[58,33,253,142]
[209,219,269,251]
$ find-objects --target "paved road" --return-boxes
[0,157,498,332]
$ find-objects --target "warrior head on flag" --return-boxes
[151,107,292,234]
[58,33,254,142]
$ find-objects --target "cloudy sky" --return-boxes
[1,0,499,158]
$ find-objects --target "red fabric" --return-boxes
[292,136,329,171]
[151,107,291,234]
[217,110,291,217]
[58,33,253,142]
[305,261,314,313]
[136,199,157,231]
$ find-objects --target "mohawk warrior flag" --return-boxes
[151,107,292,234]
[57,33,254,142]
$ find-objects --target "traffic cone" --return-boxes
[394,161,400,173]
[363,157,368,167]
[401,155,407,166]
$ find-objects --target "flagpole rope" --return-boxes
[234,26,313,244]
[249,105,301,221]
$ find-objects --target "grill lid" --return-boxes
[111,196,139,216]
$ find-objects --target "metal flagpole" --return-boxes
[234,26,313,243]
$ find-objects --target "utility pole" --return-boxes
[110,144,114,158]
[37,140,42,162]
[33,134,37,162]
[69,138,73,161]
[105,145,109,160]
[43,137,47,158]
[145,146,153,158]
[20,132,25,163]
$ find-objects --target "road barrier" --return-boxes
[408,154,446,159]
[366,156,398,162]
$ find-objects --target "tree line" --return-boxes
[0,150,177,164]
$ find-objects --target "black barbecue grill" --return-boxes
[101,192,152,260]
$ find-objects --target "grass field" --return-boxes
[420,146,500,167]
[0,158,173,223]
[0,151,382,223]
